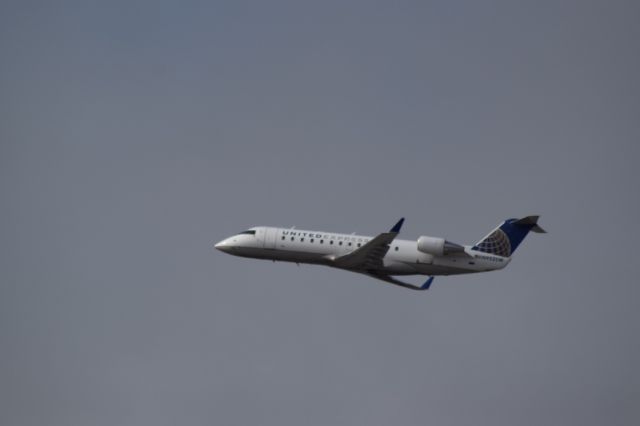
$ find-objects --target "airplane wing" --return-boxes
[363,272,434,291]
[330,218,405,270]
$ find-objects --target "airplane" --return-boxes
[214,216,545,291]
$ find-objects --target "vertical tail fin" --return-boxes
[473,215,546,257]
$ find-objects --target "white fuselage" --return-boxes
[215,226,510,277]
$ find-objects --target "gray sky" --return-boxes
[1,1,639,425]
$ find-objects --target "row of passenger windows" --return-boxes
[280,235,400,251]
[282,235,362,247]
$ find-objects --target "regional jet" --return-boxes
[215,216,545,290]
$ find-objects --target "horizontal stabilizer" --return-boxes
[513,215,547,233]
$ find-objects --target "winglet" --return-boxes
[390,217,405,233]
[421,276,434,290]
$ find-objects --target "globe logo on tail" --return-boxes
[475,229,511,257]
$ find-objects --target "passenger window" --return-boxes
[339,241,343,246]
[357,243,361,247]
[291,237,294,241]
[348,242,352,246]
[310,239,314,243]
[320,240,324,244]
[301,238,304,242]
[330,240,334,245]
[281,236,285,240]
[395,246,399,251]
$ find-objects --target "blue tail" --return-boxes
[472,216,546,257]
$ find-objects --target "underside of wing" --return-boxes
[363,271,434,291]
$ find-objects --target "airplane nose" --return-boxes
[214,239,232,253]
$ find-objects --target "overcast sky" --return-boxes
[1,1,639,425]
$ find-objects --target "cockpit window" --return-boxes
[238,230,256,235]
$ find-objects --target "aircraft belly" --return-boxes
[375,261,473,276]
[414,263,474,275]
[233,247,329,265]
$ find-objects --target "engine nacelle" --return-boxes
[417,236,465,256]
